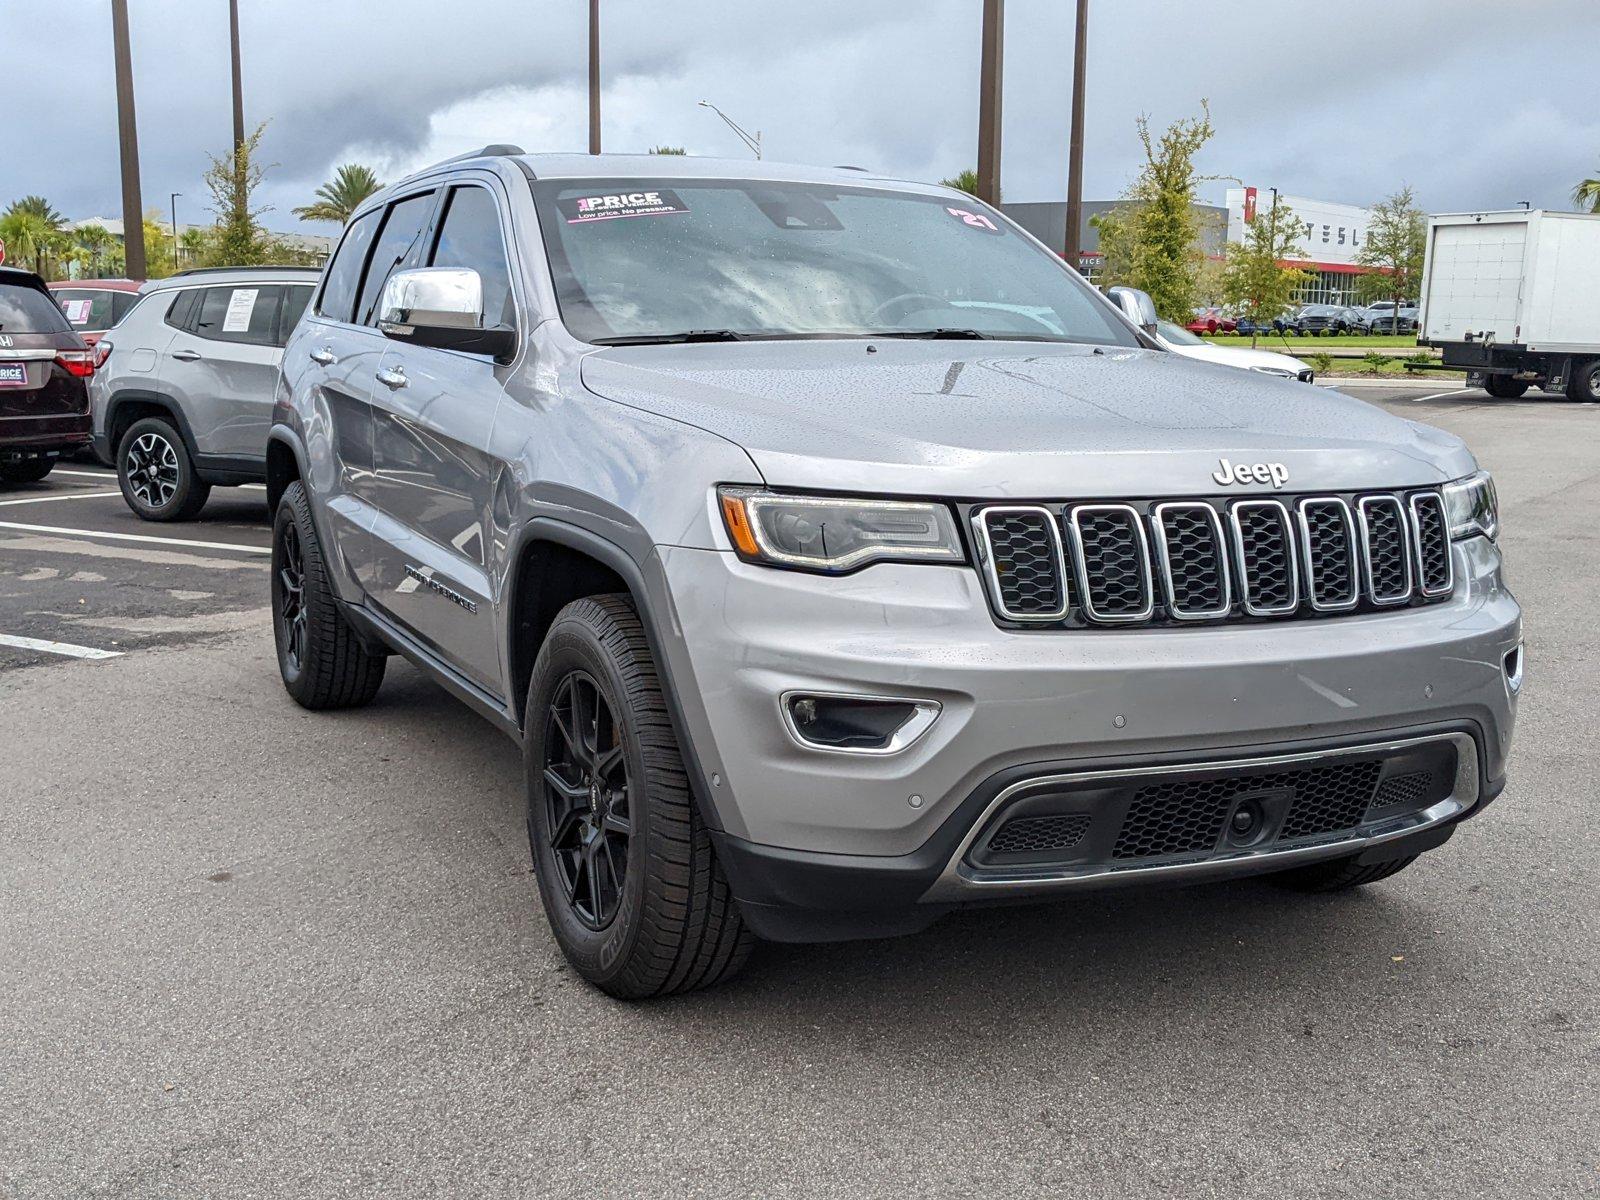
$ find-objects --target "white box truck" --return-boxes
[1420,209,1600,401]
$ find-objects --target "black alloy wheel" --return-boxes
[275,516,307,676]
[541,669,632,930]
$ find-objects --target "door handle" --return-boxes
[171,349,202,362]
[309,347,337,365]
[375,367,408,390]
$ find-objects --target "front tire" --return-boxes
[1484,374,1530,399]
[117,416,209,521]
[272,480,386,709]
[0,458,54,485]
[1270,852,1418,892]
[524,595,752,999]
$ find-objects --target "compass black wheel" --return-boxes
[524,595,752,999]
[272,480,386,710]
[116,416,209,521]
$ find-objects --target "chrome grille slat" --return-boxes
[1229,499,1299,616]
[972,506,1070,621]
[1067,504,1155,623]
[1151,502,1231,620]
[1409,492,1453,598]
[1296,497,1360,612]
[1357,495,1413,605]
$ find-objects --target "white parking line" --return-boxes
[0,491,122,507]
[0,633,123,660]
[0,520,269,554]
[1412,388,1474,403]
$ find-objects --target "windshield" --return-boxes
[53,288,116,331]
[531,178,1137,347]
[1156,319,1205,346]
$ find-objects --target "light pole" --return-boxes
[170,193,182,270]
[229,0,245,151]
[1062,0,1089,271]
[697,101,761,159]
[111,0,146,280]
[589,0,601,154]
[976,0,1004,206]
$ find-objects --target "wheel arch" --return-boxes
[105,389,200,461]
[506,518,725,834]
[265,428,306,513]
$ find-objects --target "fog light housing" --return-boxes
[781,692,941,754]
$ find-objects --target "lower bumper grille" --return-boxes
[972,741,1457,870]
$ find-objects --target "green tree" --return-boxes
[1221,197,1312,347]
[1089,103,1217,321]
[1573,169,1600,213]
[0,208,64,276]
[141,210,178,278]
[201,122,272,266]
[293,163,384,225]
[939,169,981,197]
[1354,186,1426,333]
[7,194,66,229]
[71,222,119,278]
[648,145,687,156]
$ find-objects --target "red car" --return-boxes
[48,278,143,347]
[1186,306,1237,335]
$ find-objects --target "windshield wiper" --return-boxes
[863,328,992,340]
[591,329,747,346]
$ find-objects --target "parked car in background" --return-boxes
[48,279,143,347]
[1293,304,1365,336]
[0,267,95,484]
[1235,313,1295,338]
[1369,306,1419,336]
[89,266,318,520]
[1154,319,1314,382]
[1186,306,1237,335]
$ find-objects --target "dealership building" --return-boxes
[1004,187,1379,306]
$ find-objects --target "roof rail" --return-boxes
[833,164,871,172]
[167,265,322,277]
[435,143,526,168]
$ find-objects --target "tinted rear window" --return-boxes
[0,282,72,334]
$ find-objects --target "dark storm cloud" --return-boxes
[3,0,1597,232]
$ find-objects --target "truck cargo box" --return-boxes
[1421,210,1600,353]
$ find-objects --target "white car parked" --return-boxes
[1155,320,1314,383]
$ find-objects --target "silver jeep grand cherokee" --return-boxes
[268,150,1521,998]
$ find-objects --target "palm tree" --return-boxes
[939,169,981,197]
[0,209,60,276]
[293,164,384,225]
[5,194,66,228]
[1575,172,1600,214]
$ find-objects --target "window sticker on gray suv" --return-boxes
[558,190,688,224]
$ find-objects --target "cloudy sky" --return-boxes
[4,0,1596,234]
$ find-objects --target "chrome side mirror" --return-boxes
[377,267,516,361]
[1107,286,1159,335]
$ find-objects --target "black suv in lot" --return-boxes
[0,267,94,484]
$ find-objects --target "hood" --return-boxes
[1167,341,1306,375]
[579,340,1474,498]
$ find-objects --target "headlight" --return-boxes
[1442,470,1499,541]
[1248,366,1295,379]
[717,487,964,572]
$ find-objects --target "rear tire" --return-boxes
[117,416,209,521]
[1567,358,1600,403]
[0,459,54,484]
[1484,375,1530,399]
[524,594,753,999]
[272,480,386,709]
[1269,853,1418,892]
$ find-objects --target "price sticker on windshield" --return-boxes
[559,190,690,224]
[945,206,1003,234]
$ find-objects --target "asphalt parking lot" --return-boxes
[2,383,1596,1198]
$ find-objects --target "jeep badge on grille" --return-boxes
[1212,458,1289,488]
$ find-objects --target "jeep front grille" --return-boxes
[969,488,1451,628]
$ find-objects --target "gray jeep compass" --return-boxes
[268,149,1522,998]
[90,266,318,520]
